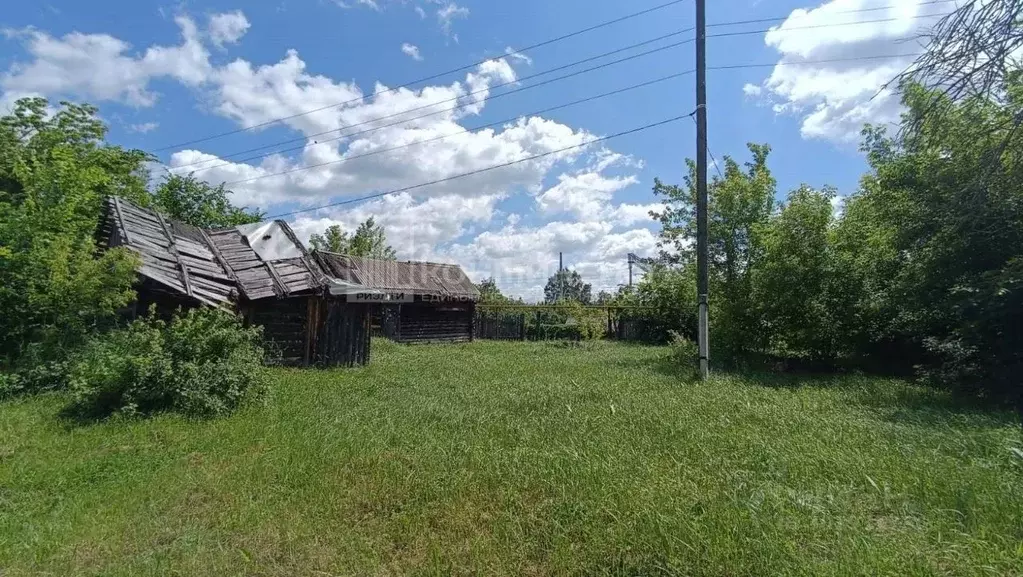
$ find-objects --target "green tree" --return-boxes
[348,217,396,260]
[755,185,839,359]
[152,173,263,229]
[309,224,350,253]
[835,81,1023,399]
[475,277,509,303]
[544,269,592,304]
[652,143,776,360]
[0,98,147,391]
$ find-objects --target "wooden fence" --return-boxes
[473,305,660,343]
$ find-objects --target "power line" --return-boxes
[195,71,694,178]
[263,114,692,218]
[176,30,694,172]
[153,0,690,152]
[217,52,920,193]
[691,114,724,179]
[707,0,954,31]
[165,1,950,165]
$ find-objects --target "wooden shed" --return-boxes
[98,197,371,367]
[313,252,480,344]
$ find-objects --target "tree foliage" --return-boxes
[0,98,148,391]
[652,144,775,358]
[475,277,512,303]
[0,97,270,399]
[349,217,397,260]
[544,269,592,304]
[309,224,350,253]
[152,173,263,228]
[309,218,397,260]
[651,79,1023,401]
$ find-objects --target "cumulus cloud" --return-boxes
[744,0,953,143]
[2,11,660,301]
[401,42,423,61]
[437,2,469,37]
[208,10,251,48]
[1,15,210,107]
[128,121,159,133]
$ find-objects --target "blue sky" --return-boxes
[0,0,950,299]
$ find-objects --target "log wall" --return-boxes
[388,302,475,344]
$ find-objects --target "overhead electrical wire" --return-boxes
[161,0,953,158]
[262,114,694,218]
[223,52,921,198]
[173,8,949,173]
[153,0,691,151]
[174,30,695,172]
[198,71,695,178]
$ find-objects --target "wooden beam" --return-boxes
[265,260,288,298]
[110,197,133,245]
[200,228,246,300]
[278,219,327,290]
[154,211,194,299]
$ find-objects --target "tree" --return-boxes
[895,0,1023,136]
[348,217,396,260]
[755,185,839,359]
[307,218,396,259]
[475,277,509,303]
[152,174,263,228]
[833,81,1023,400]
[0,98,146,391]
[652,143,776,360]
[544,269,592,304]
[309,225,350,253]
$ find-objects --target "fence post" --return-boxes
[607,307,613,339]
[520,312,526,341]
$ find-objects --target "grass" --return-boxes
[1,340,1021,576]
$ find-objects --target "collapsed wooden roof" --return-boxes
[314,252,480,301]
[99,196,324,307]
[98,197,238,307]
[99,196,480,306]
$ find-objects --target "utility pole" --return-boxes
[558,252,564,302]
[695,0,710,380]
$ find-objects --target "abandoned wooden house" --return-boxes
[313,252,480,344]
[97,197,372,367]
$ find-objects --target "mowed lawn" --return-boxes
[1,342,1021,576]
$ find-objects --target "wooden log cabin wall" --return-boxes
[314,252,481,344]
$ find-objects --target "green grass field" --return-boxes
[1,341,1021,576]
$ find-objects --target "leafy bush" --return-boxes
[667,330,697,367]
[68,307,267,419]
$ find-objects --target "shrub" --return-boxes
[68,307,267,419]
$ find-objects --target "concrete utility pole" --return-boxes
[628,253,634,288]
[695,0,710,380]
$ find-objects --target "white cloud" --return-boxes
[208,11,250,48]
[537,172,638,219]
[171,51,590,210]
[610,203,662,227]
[293,192,500,262]
[1,15,210,107]
[332,0,380,9]
[744,0,954,143]
[3,12,662,302]
[401,42,423,61]
[504,47,533,66]
[437,2,469,37]
[414,5,427,18]
[129,121,159,133]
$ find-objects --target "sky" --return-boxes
[0,0,955,300]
